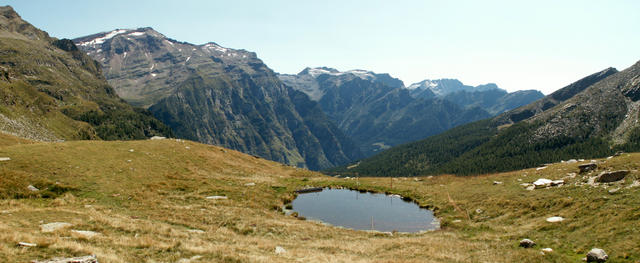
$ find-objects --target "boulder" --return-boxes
[32,255,98,263]
[519,238,536,248]
[18,242,37,247]
[206,195,228,200]
[579,163,598,173]
[533,179,553,189]
[40,222,72,233]
[566,159,578,164]
[596,170,629,183]
[546,216,564,223]
[275,246,286,255]
[586,248,608,262]
[149,136,166,140]
[71,230,101,239]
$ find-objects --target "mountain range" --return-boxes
[330,62,640,177]
[73,27,361,170]
[0,6,171,141]
[280,68,543,155]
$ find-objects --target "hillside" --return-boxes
[74,28,360,170]
[332,63,639,177]
[0,133,638,262]
[279,68,491,156]
[0,6,171,141]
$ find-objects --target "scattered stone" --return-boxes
[493,181,503,185]
[519,238,536,248]
[579,163,598,173]
[17,241,36,247]
[32,255,98,263]
[40,222,72,233]
[614,151,623,157]
[608,188,620,194]
[150,136,166,140]
[185,146,190,149]
[526,185,535,191]
[452,219,462,223]
[71,230,101,238]
[244,182,256,186]
[27,185,39,192]
[550,180,564,186]
[475,209,483,214]
[177,255,203,263]
[206,195,228,200]
[0,157,10,161]
[586,248,608,262]
[128,149,134,152]
[187,229,205,234]
[126,160,132,163]
[578,159,585,162]
[566,159,578,164]
[546,216,564,223]
[596,170,629,183]
[536,166,547,171]
[517,178,522,182]
[275,246,286,255]
[541,248,553,253]
[533,179,553,189]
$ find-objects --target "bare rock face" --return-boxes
[586,248,608,262]
[32,255,98,263]
[596,170,629,183]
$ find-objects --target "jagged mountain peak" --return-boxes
[408,78,503,96]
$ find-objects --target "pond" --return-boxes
[291,188,439,233]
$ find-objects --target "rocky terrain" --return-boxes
[0,6,171,141]
[74,28,361,170]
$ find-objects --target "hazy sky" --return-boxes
[5,0,640,94]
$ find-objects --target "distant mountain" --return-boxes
[328,63,640,177]
[74,28,361,170]
[408,79,544,115]
[0,6,172,141]
[279,68,491,156]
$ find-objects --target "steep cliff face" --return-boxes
[280,68,491,156]
[0,6,171,141]
[75,28,360,170]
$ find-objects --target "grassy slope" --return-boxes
[0,135,638,262]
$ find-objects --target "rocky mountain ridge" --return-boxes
[74,27,361,170]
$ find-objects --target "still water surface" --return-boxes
[292,188,438,233]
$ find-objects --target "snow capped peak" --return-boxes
[302,67,376,80]
[77,29,129,46]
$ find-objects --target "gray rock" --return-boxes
[40,222,72,233]
[149,136,166,140]
[275,246,286,255]
[579,163,597,173]
[586,248,608,262]
[17,241,37,247]
[519,238,536,248]
[493,181,503,185]
[27,185,39,192]
[596,170,629,183]
[32,255,98,263]
[71,230,101,238]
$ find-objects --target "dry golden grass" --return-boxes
[0,134,638,262]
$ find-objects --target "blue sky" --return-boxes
[5,0,640,94]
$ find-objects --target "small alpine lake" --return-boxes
[291,188,439,233]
